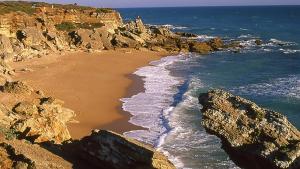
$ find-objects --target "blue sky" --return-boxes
[26,0,300,8]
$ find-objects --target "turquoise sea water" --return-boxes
[119,6,300,168]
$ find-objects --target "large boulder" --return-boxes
[121,31,146,45]
[79,130,176,169]
[111,34,140,48]
[189,41,213,54]
[13,101,38,116]
[207,37,224,50]
[95,28,114,50]
[125,17,148,34]
[151,26,175,38]
[16,27,46,50]
[10,97,75,144]
[199,89,300,169]
[69,29,104,50]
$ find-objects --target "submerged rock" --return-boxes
[199,89,300,169]
[79,130,176,169]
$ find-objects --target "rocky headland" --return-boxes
[199,89,300,169]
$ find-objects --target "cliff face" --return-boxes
[199,89,300,169]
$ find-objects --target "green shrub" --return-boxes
[96,8,113,13]
[0,2,36,15]
[55,22,76,31]
[76,22,105,29]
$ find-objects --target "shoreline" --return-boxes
[99,73,147,133]
[11,49,169,139]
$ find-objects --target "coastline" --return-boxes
[100,73,147,132]
[11,49,168,139]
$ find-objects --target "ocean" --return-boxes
[119,6,300,169]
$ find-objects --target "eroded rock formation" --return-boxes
[199,89,300,169]
[78,130,176,169]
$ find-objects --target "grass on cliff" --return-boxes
[55,22,105,31]
[0,1,36,15]
[95,8,114,13]
[0,1,114,15]
[55,22,77,32]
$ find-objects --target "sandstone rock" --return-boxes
[125,17,148,35]
[13,101,38,116]
[0,34,13,54]
[0,143,36,169]
[79,130,176,169]
[189,41,213,54]
[69,29,104,50]
[0,60,13,75]
[151,26,175,38]
[175,32,198,38]
[121,31,145,44]
[6,96,75,144]
[17,27,46,49]
[255,39,263,46]
[12,116,71,144]
[40,97,64,105]
[111,34,140,48]
[2,81,33,95]
[199,89,300,169]
[95,28,114,50]
[207,37,224,50]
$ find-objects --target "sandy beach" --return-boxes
[12,49,166,139]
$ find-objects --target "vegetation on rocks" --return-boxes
[55,22,105,31]
[0,1,114,15]
[0,1,36,15]
[95,8,114,13]
[55,22,77,32]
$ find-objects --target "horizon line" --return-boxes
[114,4,300,9]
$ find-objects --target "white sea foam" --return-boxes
[279,48,300,54]
[157,78,239,168]
[197,35,216,41]
[148,24,188,30]
[240,28,249,31]
[270,38,298,46]
[121,54,193,168]
[121,54,186,162]
[238,34,258,39]
[231,75,300,99]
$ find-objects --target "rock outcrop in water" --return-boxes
[198,89,300,169]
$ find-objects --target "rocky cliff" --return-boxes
[199,89,300,169]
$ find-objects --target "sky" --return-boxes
[14,0,300,8]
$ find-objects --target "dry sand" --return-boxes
[12,49,166,139]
